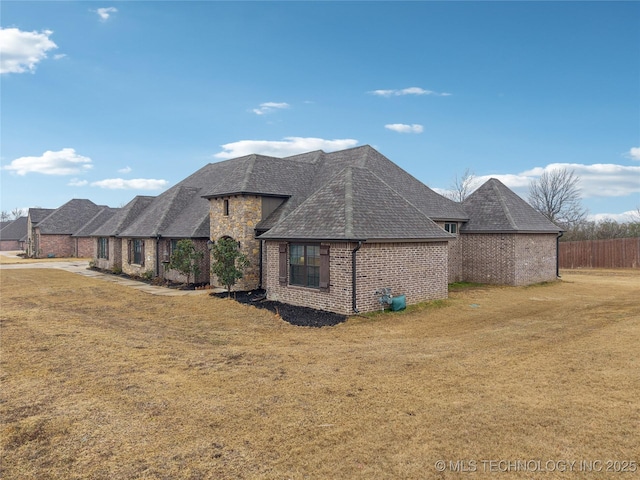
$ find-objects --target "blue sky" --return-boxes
[2,1,639,221]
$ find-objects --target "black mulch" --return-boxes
[210,289,347,328]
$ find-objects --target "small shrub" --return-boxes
[142,270,154,281]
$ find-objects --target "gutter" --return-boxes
[556,231,563,278]
[352,241,363,313]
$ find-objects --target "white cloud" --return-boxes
[3,148,93,176]
[95,7,118,21]
[385,123,423,134]
[627,147,640,161]
[118,166,132,174]
[369,87,451,97]
[90,178,168,190]
[0,27,58,74]
[470,163,640,199]
[68,178,89,187]
[252,102,290,115]
[588,211,639,223]
[214,137,359,159]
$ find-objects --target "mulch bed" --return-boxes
[211,289,347,328]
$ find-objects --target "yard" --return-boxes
[1,268,638,479]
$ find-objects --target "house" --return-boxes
[26,208,55,257]
[26,200,109,258]
[103,177,212,283]
[90,196,155,273]
[0,217,28,251]
[89,145,561,315]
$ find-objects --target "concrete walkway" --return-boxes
[0,251,215,296]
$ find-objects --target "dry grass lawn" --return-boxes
[1,268,638,479]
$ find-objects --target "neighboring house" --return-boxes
[26,208,55,257]
[87,145,561,314]
[0,217,28,251]
[27,200,108,258]
[90,196,155,272]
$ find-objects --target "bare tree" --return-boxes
[447,168,477,202]
[11,208,26,219]
[528,168,587,228]
[1,211,10,222]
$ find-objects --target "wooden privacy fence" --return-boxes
[559,237,640,269]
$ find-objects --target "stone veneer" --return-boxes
[264,241,449,315]
[460,233,557,285]
[209,195,263,291]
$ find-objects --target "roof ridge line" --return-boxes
[344,166,354,238]
[493,180,518,229]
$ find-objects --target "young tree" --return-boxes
[447,168,477,202]
[167,239,204,285]
[210,237,249,297]
[528,168,587,229]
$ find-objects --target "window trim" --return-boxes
[444,222,458,234]
[289,243,321,288]
[279,242,330,292]
[97,237,109,260]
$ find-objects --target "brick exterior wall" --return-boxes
[0,240,22,250]
[159,239,210,284]
[264,241,449,315]
[461,233,558,285]
[513,234,558,285]
[94,237,123,271]
[121,238,156,277]
[74,238,94,258]
[209,195,262,290]
[447,236,463,283]
[36,232,74,258]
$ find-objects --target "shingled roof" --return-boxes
[36,199,108,235]
[461,178,562,233]
[90,196,155,237]
[119,145,467,241]
[73,207,119,237]
[28,208,55,225]
[0,217,28,241]
[259,166,453,241]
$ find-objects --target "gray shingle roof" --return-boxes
[0,217,28,241]
[118,162,222,238]
[72,207,119,237]
[90,196,155,237]
[461,178,562,233]
[36,199,107,234]
[28,208,55,225]
[259,166,454,241]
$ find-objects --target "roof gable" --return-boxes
[461,178,561,233]
[28,208,55,225]
[0,217,28,241]
[36,199,107,234]
[90,196,155,237]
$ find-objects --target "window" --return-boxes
[132,239,145,265]
[279,243,329,291]
[289,244,320,288]
[223,199,229,216]
[444,223,458,234]
[97,237,109,259]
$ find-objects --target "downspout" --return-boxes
[352,241,363,313]
[258,239,263,289]
[155,234,161,277]
[556,231,564,278]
